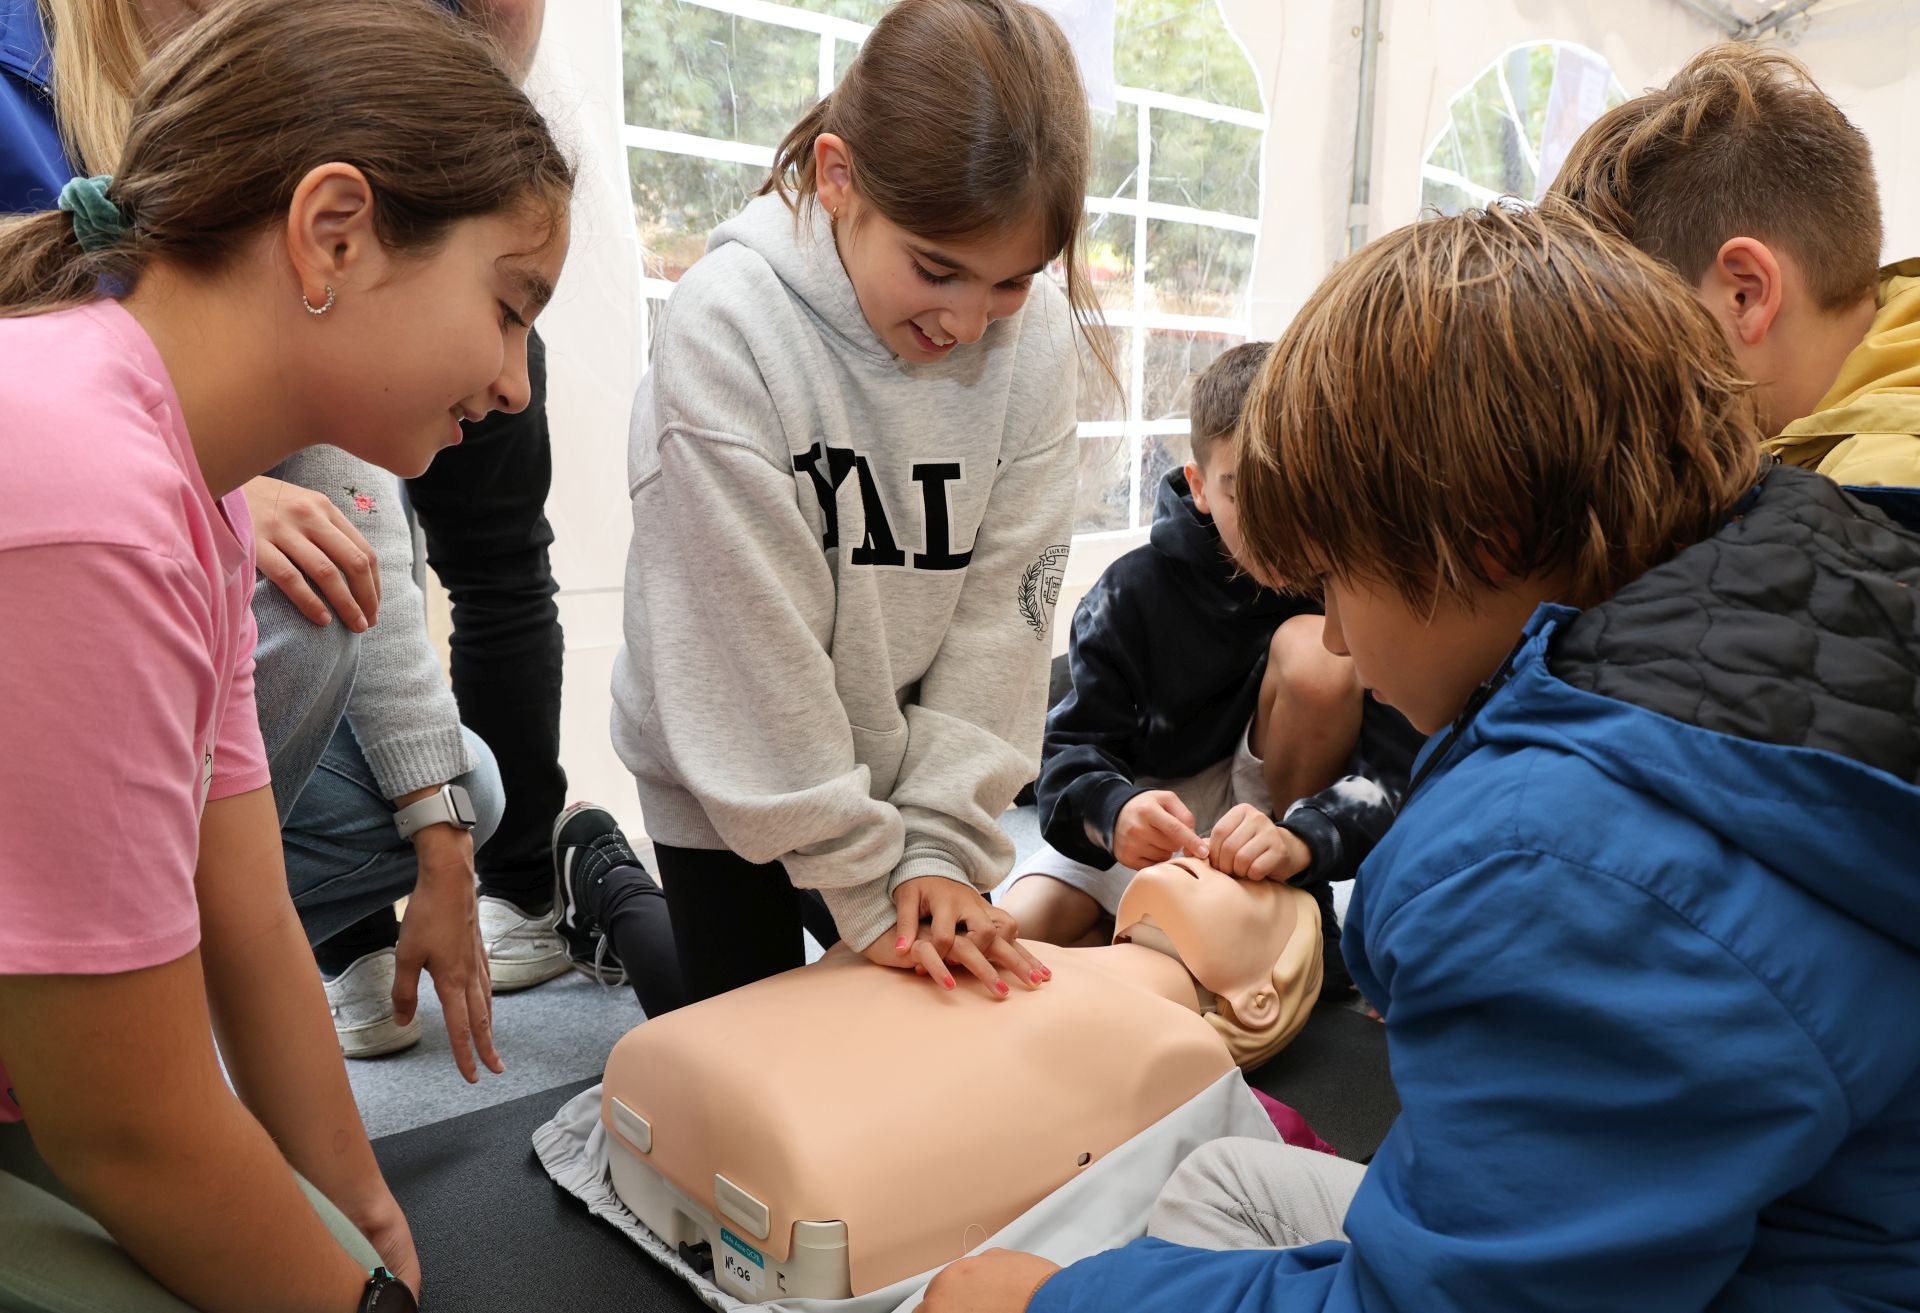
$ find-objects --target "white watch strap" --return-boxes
[393,784,476,841]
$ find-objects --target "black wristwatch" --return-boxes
[357,1267,417,1312]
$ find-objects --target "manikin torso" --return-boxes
[600,860,1323,1299]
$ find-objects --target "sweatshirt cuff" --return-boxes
[1078,777,1150,863]
[1280,803,1340,884]
[819,879,897,954]
[888,847,977,896]
[360,724,476,801]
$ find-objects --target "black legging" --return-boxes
[590,844,839,1016]
[406,330,566,912]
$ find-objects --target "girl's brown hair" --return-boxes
[761,0,1113,385]
[1236,203,1764,612]
[0,0,574,319]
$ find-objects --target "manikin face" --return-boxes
[306,207,569,478]
[812,133,1051,363]
[1117,854,1323,1066]
[1185,449,1244,566]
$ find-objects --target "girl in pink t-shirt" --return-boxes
[0,2,571,1309]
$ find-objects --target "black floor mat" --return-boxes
[373,1003,1396,1309]
[1245,1000,1399,1162]
[374,1079,705,1312]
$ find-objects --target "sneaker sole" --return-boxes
[488,951,573,993]
[337,1014,422,1059]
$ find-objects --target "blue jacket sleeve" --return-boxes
[1033,848,1850,1313]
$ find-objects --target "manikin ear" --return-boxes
[813,133,856,220]
[1184,460,1211,514]
[283,163,384,312]
[1696,236,1786,349]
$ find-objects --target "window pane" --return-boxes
[782,0,892,21]
[630,148,763,283]
[1420,176,1479,218]
[622,0,821,149]
[1075,436,1131,534]
[1115,0,1262,113]
[1150,111,1260,218]
[1075,327,1131,425]
[642,294,666,363]
[1144,330,1243,422]
[834,36,858,85]
[1144,222,1254,319]
[1445,65,1534,200]
[1080,209,1135,313]
[1137,434,1191,524]
[1090,103,1138,201]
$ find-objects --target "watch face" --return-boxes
[448,784,477,827]
[369,1274,419,1313]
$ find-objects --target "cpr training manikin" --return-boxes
[596,856,1324,1302]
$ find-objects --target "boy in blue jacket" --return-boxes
[1013,343,1419,967]
[927,204,1920,1312]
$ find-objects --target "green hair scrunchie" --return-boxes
[57,174,128,253]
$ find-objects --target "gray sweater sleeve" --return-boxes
[884,329,1079,899]
[625,430,908,947]
[262,448,472,798]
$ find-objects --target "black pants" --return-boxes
[612,844,840,1013]
[406,330,566,909]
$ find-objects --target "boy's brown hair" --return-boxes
[1187,340,1272,469]
[1546,42,1882,311]
[1236,204,1763,611]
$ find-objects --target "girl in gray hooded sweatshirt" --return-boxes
[580,0,1118,1012]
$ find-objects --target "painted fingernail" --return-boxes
[943,975,956,990]
[895,937,910,953]
[994,980,1010,996]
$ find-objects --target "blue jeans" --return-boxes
[284,720,505,971]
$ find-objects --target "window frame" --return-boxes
[623,0,1265,538]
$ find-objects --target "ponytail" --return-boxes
[0,207,142,318]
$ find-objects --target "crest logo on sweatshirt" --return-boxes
[792,443,973,570]
[1018,543,1069,640]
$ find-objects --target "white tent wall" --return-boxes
[517,2,647,831]
[512,0,1920,835]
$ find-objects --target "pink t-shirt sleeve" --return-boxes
[0,542,214,976]
[209,506,269,803]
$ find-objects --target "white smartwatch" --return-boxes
[392,783,477,841]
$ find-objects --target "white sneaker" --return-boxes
[324,949,421,1059]
[479,894,570,992]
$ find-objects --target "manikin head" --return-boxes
[1547,42,1883,435]
[1113,855,1323,1068]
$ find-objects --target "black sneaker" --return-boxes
[550,802,646,987]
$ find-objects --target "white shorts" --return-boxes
[1008,719,1272,917]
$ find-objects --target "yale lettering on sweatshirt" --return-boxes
[792,442,974,570]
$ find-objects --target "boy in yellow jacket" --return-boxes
[1549,43,1920,487]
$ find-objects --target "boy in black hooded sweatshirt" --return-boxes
[1008,344,1422,986]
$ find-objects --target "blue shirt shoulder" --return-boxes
[1,0,77,214]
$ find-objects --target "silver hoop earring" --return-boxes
[303,284,336,317]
